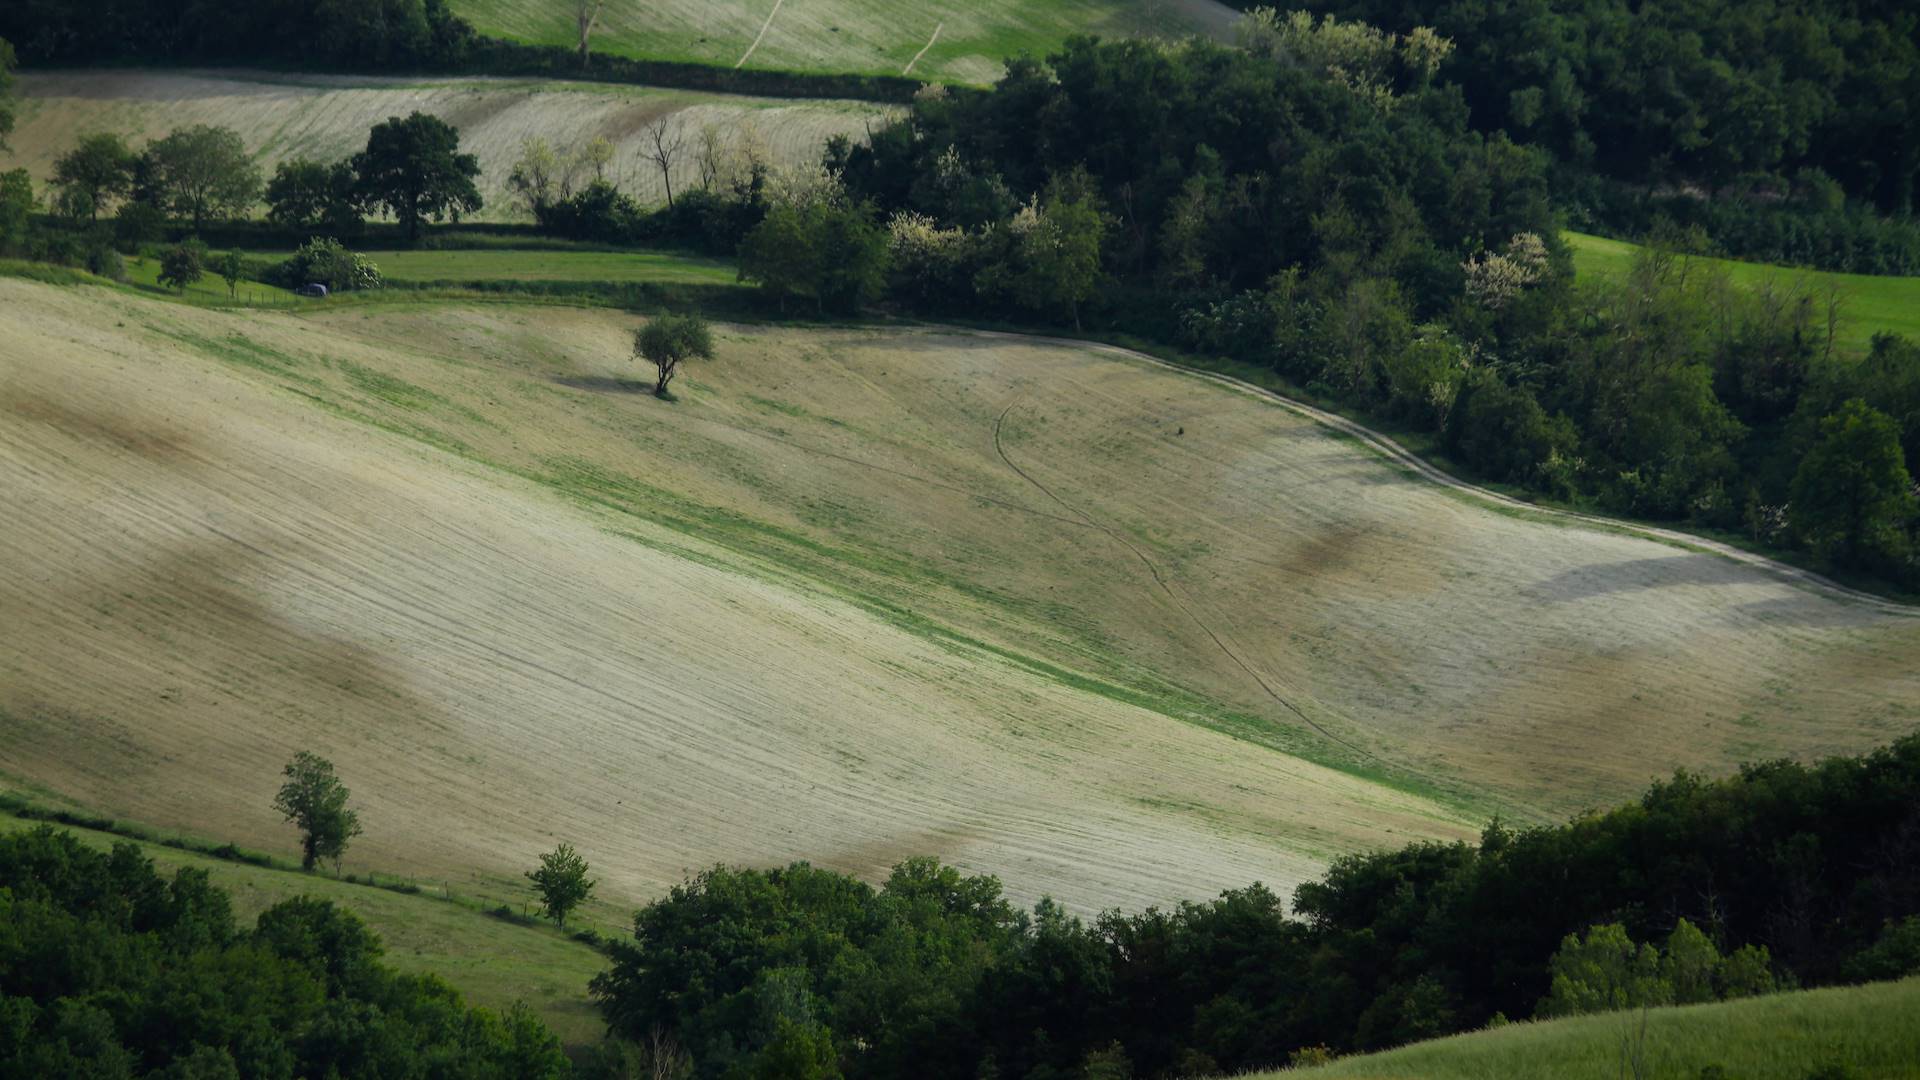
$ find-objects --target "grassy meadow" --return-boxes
[1269,978,1920,1080]
[451,0,1240,85]
[1565,230,1920,355]
[0,809,610,1047]
[349,247,739,287]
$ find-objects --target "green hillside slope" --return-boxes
[1271,979,1920,1080]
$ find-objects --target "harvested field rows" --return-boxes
[7,70,890,219]
[2,281,1916,914]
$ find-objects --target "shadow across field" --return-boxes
[554,375,657,395]
[1528,554,1758,602]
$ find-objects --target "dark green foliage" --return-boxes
[266,158,363,236]
[596,736,1920,1078]
[145,126,262,231]
[0,825,571,1078]
[0,168,31,255]
[157,238,207,291]
[1790,400,1916,569]
[271,237,382,292]
[0,36,13,151]
[0,0,473,70]
[527,843,595,929]
[634,313,713,397]
[216,250,243,297]
[271,751,362,872]
[352,112,481,244]
[51,132,136,223]
[1294,0,1920,218]
[739,201,889,315]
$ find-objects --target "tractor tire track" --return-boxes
[992,397,1371,759]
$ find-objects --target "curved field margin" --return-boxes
[2,281,1917,916]
[6,70,891,219]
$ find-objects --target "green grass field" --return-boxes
[452,0,1239,85]
[1565,230,1920,356]
[122,253,302,305]
[356,248,740,287]
[1267,978,1920,1080]
[0,810,610,1047]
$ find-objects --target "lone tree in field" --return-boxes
[146,125,262,230]
[273,751,363,871]
[527,843,596,928]
[352,112,481,245]
[635,313,713,398]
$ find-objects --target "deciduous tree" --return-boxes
[51,132,136,223]
[352,112,481,244]
[1791,398,1916,567]
[157,238,207,292]
[635,313,713,398]
[527,843,596,928]
[272,750,363,871]
[146,125,262,230]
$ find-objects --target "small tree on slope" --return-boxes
[273,750,363,871]
[528,843,596,928]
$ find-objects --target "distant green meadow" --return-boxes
[450,0,1238,86]
[1566,230,1920,356]
[1273,977,1920,1080]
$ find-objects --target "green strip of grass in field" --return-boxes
[1565,230,1920,354]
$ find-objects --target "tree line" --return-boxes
[1269,0,1920,273]
[10,729,1916,1077]
[585,734,1920,1079]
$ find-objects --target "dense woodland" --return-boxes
[0,827,570,1078]
[584,733,1920,1077]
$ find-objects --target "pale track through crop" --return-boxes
[737,0,787,68]
[903,22,944,75]
[970,330,1918,619]
[991,397,1373,759]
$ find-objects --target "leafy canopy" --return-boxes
[271,750,363,871]
[352,111,481,243]
[634,312,714,398]
[526,843,596,928]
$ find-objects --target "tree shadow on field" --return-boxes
[553,375,653,395]
[1731,595,1879,629]
[1528,554,1758,602]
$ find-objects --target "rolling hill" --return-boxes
[1270,978,1920,1080]
[453,0,1241,85]
[6,70,890,220]
[1,276,1916,916]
